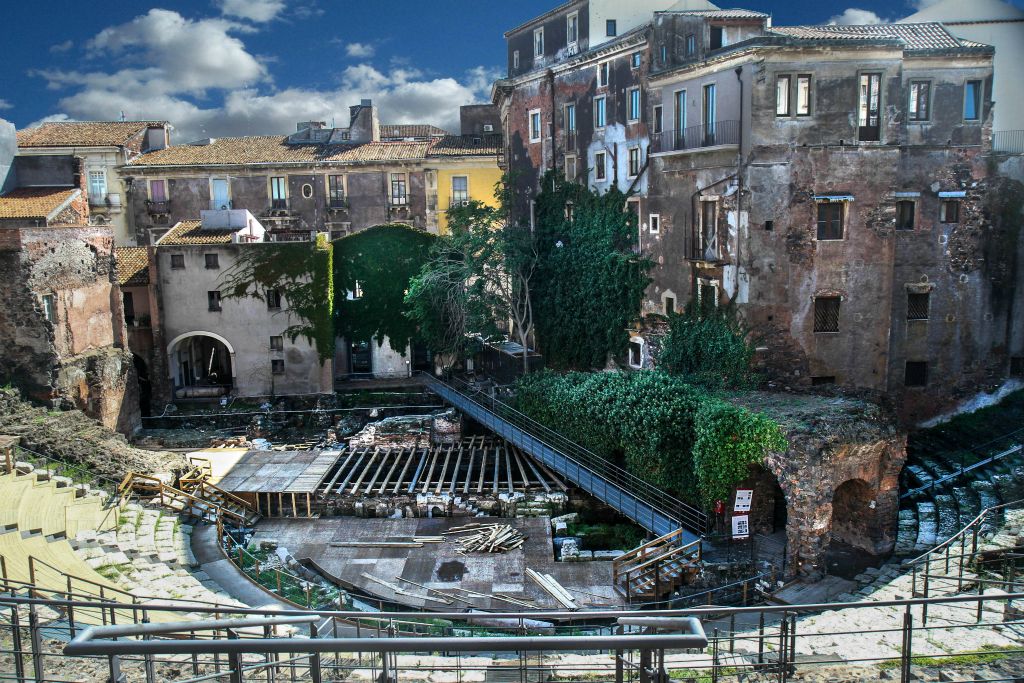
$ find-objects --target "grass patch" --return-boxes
[877,644,1022,670]
[94,562,132,581]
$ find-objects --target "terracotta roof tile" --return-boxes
[115,247,149,286]
[771,22,992,51]
[428,135,502,158]
[157,220,236,246]
[16,121,166,148]
[0,188,80,220]
[129,136,432,167]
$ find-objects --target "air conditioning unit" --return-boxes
[461,201,471,207]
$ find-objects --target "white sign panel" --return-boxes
[734,489,753,513]
[732,515,750,539]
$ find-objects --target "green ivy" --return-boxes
[658,304,757,390]
[219,234,335,363]
[515,370,786,508]
[531,171,651,369]
[333,224,435,355]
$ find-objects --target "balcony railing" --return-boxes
[328,197,349,210]
[390,196,409,208]
[209,199,232,211]
[145,200,170,214]
[270,198,289,210]
[651,120,740,154]
[993,130,1024,154]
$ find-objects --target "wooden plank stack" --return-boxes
[525,568,579,610]
[442,523,526,553]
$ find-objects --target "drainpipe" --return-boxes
[734,65,745,302]
[547,69,557,173]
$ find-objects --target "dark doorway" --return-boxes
[858,73,881,142]
[133,354,151,417]
[349,340,372,375]
[412,341,432,372]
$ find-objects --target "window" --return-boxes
[271,359,285,375]
[859,73,882,141]
[270,336,284,352]
[606,19,617,37]
[149,179,167,202]
[709,26,723,50]
[211,178,230,209]
[631,52,642,69]
[41,294,56,322]
[776,75,791,117]
[814,296,841,333]
[594,96,607,128]
[534,27,544,57]
[660,45,668,64]
[765,220,774,231]
[565,154,577,181]
[390,173,408,205]
[565,104,576,132]
[529,110,542,142]
[452,176,469,204]
[88,170,107,200]
[1011,357,1024,377]
[940,200,960,224]
[909,80,931,121]
[170,254,185,269]
[628,147,641,177]
[686,34,696,55]
[567,11,578,45]
[796,75,811,116]
[328,175,346,207]
[907,292,930,320]
[896,201,915,230]
[208,291,222,312]
[204,253,219,269]
[513,50,520,70]
[597,62,609,88]
[702,83,716,142]
[816,202,844,240]
[964,80,982,121]
[594,151,607,181]
[674,89,686,143]
[123,291,135,324]
[697,279,718,311]
[905,361,928,387]
[653,105,663,135]
[628,88,641,122]
[267,288,282,310]
[664,296,675,315]
[649,213,660,234]
[347,282,364,300]
[565,201,575,221]
[301,183,313,199]
[270,176,287,209]
[698,199,718,259]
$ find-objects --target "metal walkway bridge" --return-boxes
[420,374,707,541]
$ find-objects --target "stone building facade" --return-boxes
[494,4,1024,426]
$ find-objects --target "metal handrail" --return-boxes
[419,372,709,535]
[903,498,1024,568]
[901,443,1022,499]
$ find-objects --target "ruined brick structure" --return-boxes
[494,3,1024,425]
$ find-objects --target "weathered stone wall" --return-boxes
[730,392,906,581]
[0,225,139,432]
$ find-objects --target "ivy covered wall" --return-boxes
[333,224,435,354]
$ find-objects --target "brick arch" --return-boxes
[830,478,881,553]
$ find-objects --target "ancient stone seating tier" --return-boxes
[72,503,243,608]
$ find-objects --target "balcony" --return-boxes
[145,200,171,215]
[328,198,350,211]
[650,120,740,155]
[209,199,233,211]
[90,193,122,210]
[270,198,289,211]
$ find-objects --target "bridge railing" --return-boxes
[419,372,709,536]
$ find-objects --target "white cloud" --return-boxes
[0,99,12,111]
[50,40,73,54]
[29,8,500,142]
[345,42,376,58]
[829,8,888,24]
[217,0,285,23]
[911,0,945,9]
[26,113,72,128]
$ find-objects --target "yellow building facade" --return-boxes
[428,138,503,235]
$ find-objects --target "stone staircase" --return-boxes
[72,502,244,607]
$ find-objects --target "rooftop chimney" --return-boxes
[348,99,380,143]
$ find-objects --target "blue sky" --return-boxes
[0,0,1015,141]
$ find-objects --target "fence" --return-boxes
[0,591,1021,682]
[650,120,740,154]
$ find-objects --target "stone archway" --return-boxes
[831,478,879,552]
[167,332,236,398]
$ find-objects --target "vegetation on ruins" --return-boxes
[219,235,335,363]
[333,224,435,356]
[514,371,786,507]
[658,303,758,389]
[531,171,651,369]
[406,180,538,370]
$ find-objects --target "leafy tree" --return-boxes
[531,171,651,369]
[406,181,538,372]
[333,224,434,355]
[658,303,757,389]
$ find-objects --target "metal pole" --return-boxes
[308,621,322,683]
[28,603,43,683]
[142,614,156,683]
[900,606,913,683]
[711,628,719,683]
[11,604,25,683]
